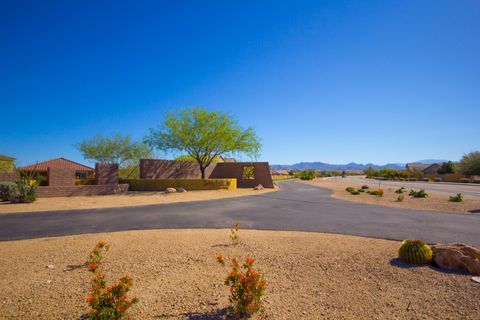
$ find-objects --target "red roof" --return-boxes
[19,158,94,172]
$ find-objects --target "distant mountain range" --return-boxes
[270,159,448,171]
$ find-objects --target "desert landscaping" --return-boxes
[301,178,480,214]
[0,188,275,214]
[1,229,479,320]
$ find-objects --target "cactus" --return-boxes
[398,239,432,264]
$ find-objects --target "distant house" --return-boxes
[270,169,290,176]
[422,163,442,175]
[405,163,431,172]
[0,154,16,173]
[19,157,94,179]
[219,156,236,163]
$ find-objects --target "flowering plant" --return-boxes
[86,241,138,320]
[224,257,266,318]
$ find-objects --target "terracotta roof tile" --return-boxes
[19,158,94,172]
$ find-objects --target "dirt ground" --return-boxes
[0,229,478,319]
[0,188,275,214]
[301,178,480,214]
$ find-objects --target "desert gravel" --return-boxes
[0,229,479,319]
[302,178,480,213]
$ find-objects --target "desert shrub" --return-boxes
[357,188,365,193]
[457,151,480,176]
[224,257,266,318]
[398,239,432,264]
[367,189,384,197]
[345,187,355,193]
[437,161,455,174]
[459,178,471,183]
[230,221,240,245]
[397,195,405,202]
[86,241,138,320]
[394,187,406,194]
[361,185,369,189]
[345,187,360,195]
[449,193,464,203]
[299,170,315,180]
[409,189,428,198]
[9,175,38,203]
[0,181,18,201]
[350,190,360,195]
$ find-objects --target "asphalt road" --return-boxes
[343,176,480,197]
[1,180,479,245]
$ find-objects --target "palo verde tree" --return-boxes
[76,133,153,167]
[145,107,261,179]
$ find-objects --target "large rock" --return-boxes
[165,187,177,193]
[177,187,187,193]
[254,184,264,190]
[431,243,480,275]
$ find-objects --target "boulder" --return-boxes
[254,184,264,190]
[177,187,187,193]
[165,187,177,193]
[431,243,480,275]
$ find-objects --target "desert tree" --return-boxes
[458,151,480,176]
[76,133,153,167]
[145,107,261,179]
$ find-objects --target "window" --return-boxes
[242,166,255,180]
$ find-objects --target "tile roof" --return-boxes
[19,158,94,172]
[0,154,16,161]
[406,163,431,170]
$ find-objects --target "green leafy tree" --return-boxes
[437,161,455,174]
[363,166,377,178]
[145,107,261,179]
[76,134,152,166]
[458,151,480,176]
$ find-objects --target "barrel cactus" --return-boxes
[398,239,432,264]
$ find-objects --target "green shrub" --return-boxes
[449,193,464,202]
[299,170,316,180]
[394,187,406,194]
[345,187,355,193]
[367,189,384,197]
[357,188,365,193]
[0,182,18,201]
[398,239,432,264]
[397,195,405,202]
[346,187,360,195]
[409,189,428,198]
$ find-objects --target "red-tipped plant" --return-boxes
[86,241,138,320]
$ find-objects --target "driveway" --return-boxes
[0,180,479,245]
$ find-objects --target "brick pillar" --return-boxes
[95,163,119,185]
[48,167,75,186]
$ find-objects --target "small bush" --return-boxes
[409,189,428,198]
[10,178,38,203]
[397,195,405,202]
[224,257,266,318]
[345,187,360,195]
[361,185,369,189]
[449,193,464,202]
[86,241,138,319]
[230,221,240,245]
[357,188,365,193]
[398,239,432,264]
[0,181,18,201]
[299,170,315,180]
[394,187,406,194]
[367,189,384,197]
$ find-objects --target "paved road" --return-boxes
[343,176,480,197]
[1,180,479,245]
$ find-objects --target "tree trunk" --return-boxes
[200,166,206,179]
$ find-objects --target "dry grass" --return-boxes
[301,178,480,213]
[0,188,275,214]
[0,229,479,319]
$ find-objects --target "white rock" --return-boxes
[254,184,264,190]
[165,187,177,193]
[177,187,187,193]
[46,264,54,269]
[472,276,480,284]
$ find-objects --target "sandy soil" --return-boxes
[301,178,480,214]
[0,188,275,214]
[0,229,478,319]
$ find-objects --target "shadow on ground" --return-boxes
[157,307,232,319]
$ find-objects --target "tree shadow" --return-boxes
[157,307,232,319]
[63,263,87,272]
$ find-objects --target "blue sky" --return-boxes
[1,0,479,166]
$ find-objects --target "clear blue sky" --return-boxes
[1,0,479,166]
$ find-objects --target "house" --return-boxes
[422,163,442,175]
[0,154,16,173]
[270,169,290,176]
[19,157,94,179]
[405,163,431,172]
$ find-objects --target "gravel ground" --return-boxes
[0,188,275,214]
[0,229,479,319]
[301,178,480,213]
